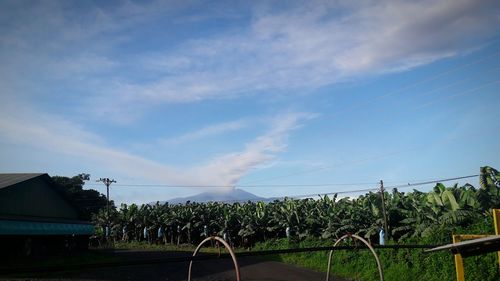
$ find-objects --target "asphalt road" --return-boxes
[1,249,348,281]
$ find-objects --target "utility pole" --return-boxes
[380,180,389,240]
[97,177,116,237]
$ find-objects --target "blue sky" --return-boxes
[1,0,499,204]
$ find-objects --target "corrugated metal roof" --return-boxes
[0,173,46,189]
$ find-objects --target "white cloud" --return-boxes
[2,0,498,123]
[158,119,249,146]
[94,0,500,114]
[50,54,118,78]
[193,112,317,187]
[0,103,314,195]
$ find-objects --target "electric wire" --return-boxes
[81,51,500,190]
[384,174,479,190]
[288,188,380,199]
[414,79,500,110]
[374,51,500,101]
[237,148,417,185]
[259,174,481,201]
[408,66,500,100]
[138,174,481,204]
[85,182,379,188]
[328,50,500,119]
[85,174,480,200]
[236,51,500,186]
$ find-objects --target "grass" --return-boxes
[114,240,241,254]
[102,234,500,281]
[253,237,500,281]
[114,240,196,251]
[5,234,497,281]
[249,221,500,280]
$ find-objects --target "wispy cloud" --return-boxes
[109,0,499,106]
[192,112,317,187]
[1,0,498,123]
[158,119,249,146]
[0,102,314,192]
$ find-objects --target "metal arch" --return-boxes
[326,234,384,281]
[188,236,241,281]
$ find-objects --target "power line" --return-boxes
[410,66,500,100]
[85,174,479,191]
[149,186,384,204]
[240,69,499,186]
[374,51,500,101]
[237,51,499,186]
[255,175,479,201]
[327,50,500,120]
[91,174,480,205]
[264,176,478,202]
[414,78,500,110]
[84,51,498,190]
[177,187,382,204]
[86,182,380,188]
[238,148,419,185]
[227,174,480,202]
[82,51,499,191]
[384,174,479,189]
[288,187,380,199]
[242,182,377,187]
[375,67,500,115]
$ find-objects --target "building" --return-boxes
[0,173,94,256]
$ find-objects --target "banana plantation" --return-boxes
[93,166,500,246]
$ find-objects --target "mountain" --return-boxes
[162,188,266,204]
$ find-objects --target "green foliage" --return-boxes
[51,174,108,220]
[255,236,499,281]
[95,166,500,279]
[98,166,500,246]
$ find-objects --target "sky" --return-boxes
[1,0,499,205]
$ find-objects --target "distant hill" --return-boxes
[162,188,267,204]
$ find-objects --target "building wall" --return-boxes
[0,177,78,220]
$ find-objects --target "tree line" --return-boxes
[90,166,500,246]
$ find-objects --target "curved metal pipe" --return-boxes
[326,234,384,281]
[188,236,241,281]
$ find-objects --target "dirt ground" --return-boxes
[1,249,348,281]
